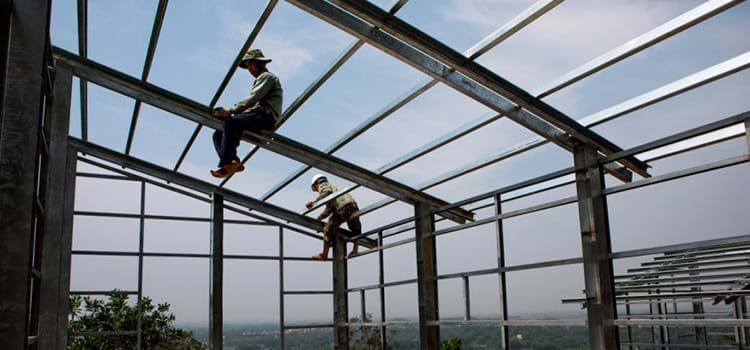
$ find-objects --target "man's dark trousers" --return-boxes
[213,110,275,167]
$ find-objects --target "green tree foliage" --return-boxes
[440,337,463,350]
[349,313,392,350]
[68,290,206,350]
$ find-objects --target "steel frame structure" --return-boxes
[1,0,749,349]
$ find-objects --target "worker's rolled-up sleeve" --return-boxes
[314,182,334,203]
[230,73,273,114]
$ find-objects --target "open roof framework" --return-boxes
[2,0,749,349]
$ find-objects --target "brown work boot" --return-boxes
[210,161,245,179]
[228,160,245,174]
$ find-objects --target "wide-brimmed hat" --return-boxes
[239,49,272,68]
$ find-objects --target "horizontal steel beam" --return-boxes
[75,156,323,240]
[628,256,750,273]
[357,106,750,239]
[244,131,474,224]
[642,251,750,266]
[532,0,744,97]
[601,111,750,165]
[261,0,563,200]
[72,250,316,261]
[304,112,504,213]
[69,138,327,232]
[53,48,472,224]
[286,0,577,148]
[71,138,380,248]
[351,51,750,219]
[617,272,750,287]
[611,235,750,260]
[615,319,750,327]
[323,0,649,177]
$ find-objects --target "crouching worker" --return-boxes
[305,174,362,261]
[210,49,283,178]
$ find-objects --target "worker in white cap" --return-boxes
[305,174,362,260]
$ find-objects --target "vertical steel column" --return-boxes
[210,193,224,350]
[743,297,750,347]
[37,65,73,350]
[55,147,77,348]
[462,276,471,321]
[659,302,672,350]
[648,291,662,347]
[414,202,439,349]
[136,182,146,350]
[745,119,750,153]
[649,289,669,349]
[378,231,387,350]
[494,195,510,350]
[0,0,11,106]
[733,298,748,349]
[624,294,633,348]
[0,0,51,348]
[333,231,349,349]
[360,290,367,322]
[279,226,285,349]
[689,265,707,348]
[573,143,619,350]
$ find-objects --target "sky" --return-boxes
[50,0,750,327]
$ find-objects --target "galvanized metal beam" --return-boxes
[0,0,50,347]
[174,0,278,171]
[209,193,224,350]
[37,65,73,350]
[289,0,572,149]
[352,52,750,219]
[125,0,169,155]
[304,112,502,213]
[53,49,473,224]
[74,154,324,241]
[243,131,472,223]
[261,0,562,199]
[285,0,580,150]
[321,0,649,177]
[532,0,743,98]
[68,137,333,234]
[573,143,619,349]
[414,203,439,349]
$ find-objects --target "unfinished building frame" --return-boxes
[1,0,749,349]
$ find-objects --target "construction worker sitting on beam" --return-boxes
[210,49,283,178]
[306,174,362,261]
